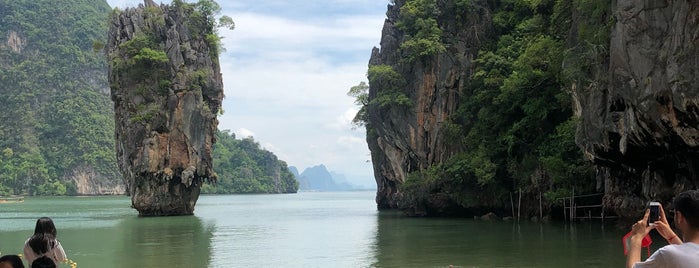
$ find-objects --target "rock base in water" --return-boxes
[132,179,200,216]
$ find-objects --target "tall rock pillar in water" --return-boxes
[107,0,223,216]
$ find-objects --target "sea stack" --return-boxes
[107,0,223,216]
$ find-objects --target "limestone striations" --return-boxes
[70,166,126,195]
[107,1,223,216]
[367,0,491,211]
[574,1,699,218]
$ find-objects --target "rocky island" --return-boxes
[107,0,223,216]
[363,0,698,220]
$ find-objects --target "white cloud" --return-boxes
[107,0,147,8]
[234,128,255,139]
[261,142,292,162]
[262,142,279,152]
[337,135,365,148]
[221,13,385,52]
[327,108,359,130]
[218,2,385,188]
[220,58,365,108]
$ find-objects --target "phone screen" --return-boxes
[649,203,660,226]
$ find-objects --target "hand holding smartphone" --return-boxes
[648,201,660,226]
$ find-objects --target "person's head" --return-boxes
[33,217,57,237]
[672,190,699,232]
[0,255,25,268]
[29,256,54,268]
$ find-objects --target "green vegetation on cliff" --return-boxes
[0,0,117,196]
[439,0,586,206]
[204,130,299,194]
[356,0,611,215]
[395,0,446,62]
[367,65,412,108]
[423,0,607,211]
[413,0,608,211]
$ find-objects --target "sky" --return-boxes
[105,0,390,188]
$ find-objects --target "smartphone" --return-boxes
[649,201,660,226]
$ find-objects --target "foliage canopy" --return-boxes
[204,130,299,194]
[0,0,117,195]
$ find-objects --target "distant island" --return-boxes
[290,164,374,191]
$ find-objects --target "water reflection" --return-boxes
[372,211,484,267]
[115,216,214,268]
[0,193,633,267]
[197,193,379,267]
[372,211,627,268]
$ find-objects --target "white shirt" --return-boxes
[22,237,67,264]
[634,242,699,268]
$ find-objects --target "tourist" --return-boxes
[28,257,54,268]
[22,217,66,264]
[0,255,24,268]
[626,190,699,268]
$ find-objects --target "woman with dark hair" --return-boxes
[22,217,66,265]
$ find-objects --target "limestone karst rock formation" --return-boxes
[574,0,699,218]
[367,0,491,212]
[107,0,223,216]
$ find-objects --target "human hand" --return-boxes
[631,209,654,240]
[659,204,669,224]
[655,205,680,243]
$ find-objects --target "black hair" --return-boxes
[30,256,55,268]
[33,217,57,237]
[28,217,58,255]
[673,190,699,229]
[28,233,53,255]
[0,254,25,268]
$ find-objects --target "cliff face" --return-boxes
[107,1,223,216]
[70,166,125,195]
[367,0,491,209]
[575,0,699,218]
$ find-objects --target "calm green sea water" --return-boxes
[0,191,633,267]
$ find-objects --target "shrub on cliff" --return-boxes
[395,0,446,62]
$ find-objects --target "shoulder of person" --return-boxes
[657,243,697,255]
[675,242,699,250]
[52,239,66,251]
[50,238,62,247]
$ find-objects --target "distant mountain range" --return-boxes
[290,164,372,191]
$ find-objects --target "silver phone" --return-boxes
[649,201,660,226]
